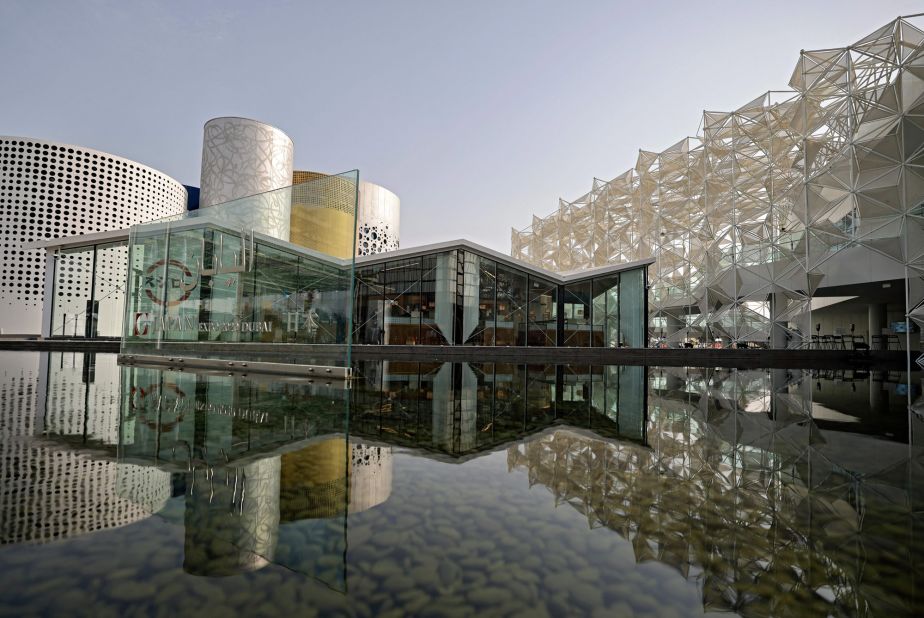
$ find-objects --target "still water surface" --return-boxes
[0,352,922,617]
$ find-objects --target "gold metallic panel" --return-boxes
[289,170,356,259]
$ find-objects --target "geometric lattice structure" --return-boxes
[512,15,924,358]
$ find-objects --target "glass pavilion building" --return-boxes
[34,173,651,356]
[24,116,650,357]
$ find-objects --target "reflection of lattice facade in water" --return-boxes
[0,354,169,544]
[512,15,924,354]
[507,367,924,616]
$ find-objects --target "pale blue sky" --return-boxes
[1,1,921,251]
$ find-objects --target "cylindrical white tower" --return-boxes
[199,117,294,240]
[0,136,187,335]
[356,180,400,255]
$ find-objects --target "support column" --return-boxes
[665,313,684,345]
[868,303,888,349]
[770,292,788,349]
[770,368,788,421]
[869,375,888,414]
[40,251,55,339]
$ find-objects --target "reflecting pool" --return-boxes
[1,352,922,616]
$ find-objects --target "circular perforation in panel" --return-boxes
[0,137,187,333]
[356,222,399,256]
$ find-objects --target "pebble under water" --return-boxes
[0,351,922,617]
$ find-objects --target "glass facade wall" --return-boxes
[562,280,592,346]
[46,195,645,350]
[527,276,557,346]
[120,172,358,359]
[121,223,353,352]
[50,242,128,338]
[461,253,494,346]
[352,247,647,348]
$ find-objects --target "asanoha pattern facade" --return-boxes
[511,15,924,356]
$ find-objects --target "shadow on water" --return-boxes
[0,351,923,616]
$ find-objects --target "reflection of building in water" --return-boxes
[114,363,392,579]
[1,353,169,544]
[182,441,392,578]
[350,444,392,512]
[351,361,647,458]
[281,440,348,521]
[280,441,393,521]
[508,366,924,617]
[184,457,281,576]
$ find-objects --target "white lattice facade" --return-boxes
[512,15,924,355]
[0,136,187,335]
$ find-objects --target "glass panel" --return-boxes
[463,252,496,345]
[383,258,422,346]
[353,361,443,445]
[297,254,351,345]
[166,228,209,342]
[586,364,646,440]
[527,275,557,346]
[557,364,593,425]
[591,364,619,423]
[122,226,167,342]
[592,274,619,347]
[121,171,358,360]
[470,363,497,451]
[92,242,129,338]
[619,268,645,348]
[245,243,300,343]
[51,246,95,337]
[562,280,592,346]
[419,252,454,345]
[353,265,385,344]
[495,263,527,346]
[491,363,525,435]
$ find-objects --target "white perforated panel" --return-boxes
[0,136,187,334]
[357,221,399,255]
[356,180,400,256]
